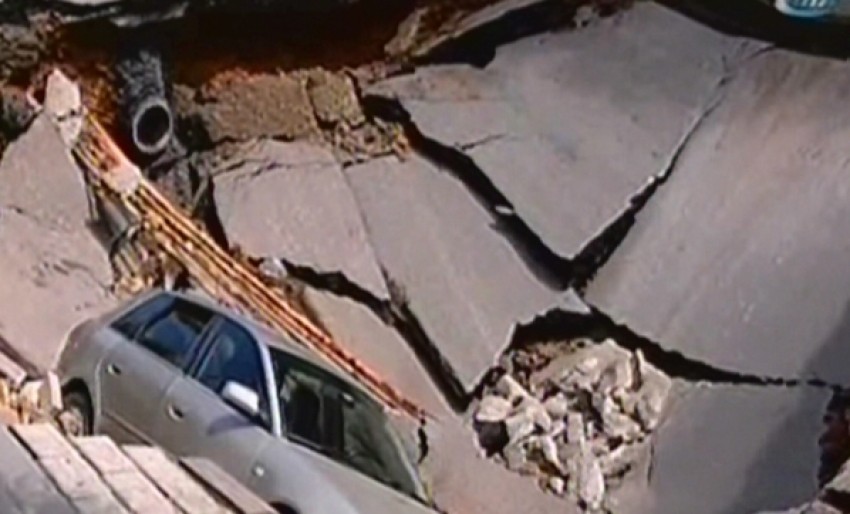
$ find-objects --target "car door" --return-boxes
[100,295,214,444]
[153,316,276,483]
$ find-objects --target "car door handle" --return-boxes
[106,363,122,376]
[166,404,184,421]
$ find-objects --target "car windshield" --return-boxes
[268,347,423,501]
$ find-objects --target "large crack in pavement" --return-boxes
[416,0,596,67]
[362,93,574,291]
[272,256,470,410]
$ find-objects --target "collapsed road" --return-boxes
[2,0,850,513]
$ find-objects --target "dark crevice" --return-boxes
[511,306,841,390]
[274,256,470,412]
[419,0,612,68]
[191,162,230,250]
[571,71,736,291]
[362,93,572,291]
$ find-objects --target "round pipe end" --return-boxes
[131,96,173,156]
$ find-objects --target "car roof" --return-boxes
[161,289,372,398]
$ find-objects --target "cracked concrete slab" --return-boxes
[633,382,828,514]
[587,50,850,384]
[0,115,112,371]
[345,154,585,393]
[422,413,576,514]
[370,3,763,260]
[213,140,390,300]
[304,288,448,417]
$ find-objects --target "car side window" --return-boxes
[134,299,214,369]
[112,294,174,340]
[279,366,327,448]
[195,319,270,426]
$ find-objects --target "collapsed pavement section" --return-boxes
[473,338,670,512]
[0,112,114,373]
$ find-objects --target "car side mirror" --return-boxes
[222,381,260,418]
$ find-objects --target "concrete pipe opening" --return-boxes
[131,96,173,156]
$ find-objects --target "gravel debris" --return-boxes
[473,338,672,511]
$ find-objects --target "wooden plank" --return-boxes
[14,424,128,513]
[39,454,128,513]
[74,436,179,513]
[180,457,275,514]
[73,436,137,475]
[123,445,230,514]
[0,426,75,514]
[102,470,179,514]
[71,494,130,514]
[12,422,75,459]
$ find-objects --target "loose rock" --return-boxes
[43,69,82,145]
[475,395,513,423]
[548,476,565,496]
[577,444,606,510]
[495,373,531,402]
[566,412,586,445]
[505,411,536,445]
[543,392,569,419]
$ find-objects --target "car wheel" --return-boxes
[58,390,93,437]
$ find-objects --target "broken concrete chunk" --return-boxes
[597,395,641,442]
[577,444,606,510]
[346,154,566,393]
[504,411,536,446]
[599,443,643,479]
[214,140,389,300]
[548,476,565,496]
[543,393,569,420]
[494,374,531,403]
[597,354,635,396]
[503,441,529,473]
[524,400,552,434]
[535,434,561,473]
[634,371,672,431]
[566,412,586,446]
[43,69,82,145]
[475,395,513,424]
[549,419,565,438]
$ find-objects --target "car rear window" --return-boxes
[136,301,213,368]
[112,294,174,340]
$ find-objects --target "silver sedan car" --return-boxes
[56,290,436,514]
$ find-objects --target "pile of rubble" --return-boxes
[0,370,62,426]
[474,339,672,511]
